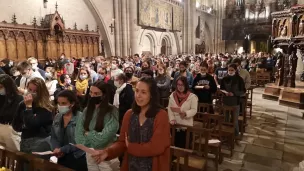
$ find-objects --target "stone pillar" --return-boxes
[265,2,271,19]
[114,0,121,56]
[129,0,140,55]
[245,4,250,19]
[121,0,128,56]
[255,4,261,21]
[191,0,196,54]
[183,0,189,53]
[297,49,304,79]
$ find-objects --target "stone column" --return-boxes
[255,4,261,21]
[183,0,189,53]
[129,0,140,55]
[265,2,271,19]
[245,3,250,19]
[190,0,196,54]
[297,49,304,79]
[114,0,121,56]
[121,0,128,56]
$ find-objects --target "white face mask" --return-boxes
[114,81,121,88]
[45,72,52,79]
[228,72,235,76]
[98,74,105,80]
[32,64,38,70]
[111,64,117,70]
[201,72,207,76]
[57,105,71,115]
[80,75,88,80]
[0,88,5,95]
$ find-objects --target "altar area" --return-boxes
[262,5,304,109]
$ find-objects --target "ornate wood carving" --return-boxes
[0,10,100,61]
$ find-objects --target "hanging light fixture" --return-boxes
[43,0,48,8]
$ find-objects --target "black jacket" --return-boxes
[220,74,246,106]
[12,102,53,139]
[192,73,217,104]
[0,94,23,124]
[118,84,134,123]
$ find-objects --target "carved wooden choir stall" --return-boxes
[263,5,304,109]
[0,8,100,62]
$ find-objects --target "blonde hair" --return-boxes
[27,78,53,112]
[27,57,38,63]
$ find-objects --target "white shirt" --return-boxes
[19,71,45,90]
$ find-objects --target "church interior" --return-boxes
[0,0,304,171]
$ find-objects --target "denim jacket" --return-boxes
[173,70,194,89]
[51,111,85,159]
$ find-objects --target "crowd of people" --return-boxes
[0,51,277,171]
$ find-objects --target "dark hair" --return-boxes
[56,90,81,115]
[16,61,31,72]
[200,62,209,68]
[59,74,68,84]
[132,77,161,118]
[175,76,189,93]
[116,73,127,83]
[84,80,115,132]
[0,74,18,101]
[228,63,238,71]
[232,58,242,65]
[134,54,139,58]
[179,61,188,67]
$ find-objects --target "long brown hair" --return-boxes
[27,78,53,112]
[84,80,116,132]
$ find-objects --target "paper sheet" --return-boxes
[220,90,229,94]
[170,107,181,113]
[32,151,54,155]
[208,139,221,144]
[70,144,97,154]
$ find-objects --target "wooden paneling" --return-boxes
[0,31,6,59]
[26,33,35,57]
[76,36,82,58]
[7,31,17,60]
[88,37,93,57]
[93,37,99,56]
[83,37,89,57]
[0,10,100,61]
[17,32,27,60]
[70,36,77,57]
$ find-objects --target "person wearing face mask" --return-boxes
[124,67,138,88]
[75,80,119,171]
[172,61,193,91]
[220,64,246,141]
[54,74,76,98]
[0,75,23,152]
[28,57,46,79]
[10,67,22,87]
[17,61,45,95]
[97,67,110,83]
[44,66,58,101]
[110,60,123,79]
[232,58,251,90]
[51,90,88,171]
[192,62,217,110]
[155,64,171,99]
[76,69,91,108]
[214,56,229,86]
[168,76,198,148]
[64,57,74,76]
[12,78,53,154]
[113,74,134,133]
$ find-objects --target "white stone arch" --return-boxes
[139,29,157,56]
[159,33,173,55]
[84,0,114,57]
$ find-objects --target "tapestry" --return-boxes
[139,0,173,30]
[173,5,183,31]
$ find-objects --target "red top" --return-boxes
[106,109,171,171]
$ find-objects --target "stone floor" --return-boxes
[208,87,304,171]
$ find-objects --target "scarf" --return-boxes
[113,83,126,107]
[173,91,191,107]
[76,79,88,94]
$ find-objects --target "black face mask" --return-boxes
[126,73,133,79]
[90,96,103,105]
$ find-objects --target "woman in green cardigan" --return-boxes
[75,80,119,171]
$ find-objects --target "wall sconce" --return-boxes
[109,18,115,35]
[43,0,48,8]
